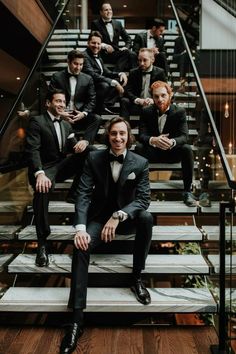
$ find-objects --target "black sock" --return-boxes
[73,309,84,325]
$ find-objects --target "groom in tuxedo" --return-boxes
[60,117,153,354]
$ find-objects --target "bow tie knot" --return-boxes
[109,153,124,164]
[53,118,61,123]
[68,73,78,78]
[105,20,112,24]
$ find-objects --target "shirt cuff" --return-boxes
[170,139,176,149]
[111,79,119,87]
[34,170,45,178]
[134,98,140,105]
[82,111,88,117]
[149,137,155,146]
[75,224,86,232]
[118,210,128,222]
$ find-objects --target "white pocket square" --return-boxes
[127,172,136,180]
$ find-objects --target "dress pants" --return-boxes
[73,113,102,144]
[101,49,137,72]
[30,150,91,243]
[135,143,194,191]
[120,97,143,121]
[68,209,153,309]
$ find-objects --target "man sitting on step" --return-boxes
[49,49,101,147]
[25,89,94,267]
[82,30,128,115]
[120,48,166,121]
[60,117,153,354]
[135,80,197,207]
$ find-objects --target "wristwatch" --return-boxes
[112,211,123,221]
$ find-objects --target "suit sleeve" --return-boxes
[74,155,95,226]
[118,22,132,49]
[121,159,151,218]
[81,76,96,113]
[82,55,112,85]
[132,34,142,55]
[138,108,153,145]
[25,117,43,173]
[125,72,139,102]
[172,109,189,146]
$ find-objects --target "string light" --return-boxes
[224,102,229,118]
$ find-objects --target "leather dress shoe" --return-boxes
[60,322,83,354]
[35,245,49,267]
[182,192,197,207]
[131,279,151,305]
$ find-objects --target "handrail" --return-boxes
[213,0,236,18]
[0,0,70,137]
[170,0,236,190]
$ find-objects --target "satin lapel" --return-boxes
[63,71,71,95]
[60,121,66,149]
[118,151,135,187]
[46,114,59,147]
[100,151,111,195]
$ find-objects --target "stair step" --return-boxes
[98,128,198,136]
[0,287,216,313]
[0,254,14,272]
[199,202,220,213]
[0,201,27,213]
[8,254,208,274]
[208,255,236,274]
[26,200,198,214]
[0,225,20,240]
[48,40,77,46]
[51,34,79,40]
[17,225,202,242]
[202,225,236,241]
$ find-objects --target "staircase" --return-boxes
[0,27,232,328]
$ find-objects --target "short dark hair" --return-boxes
[46,88,65,102]
[149,18,165,29]
[67,49,84,63]
[102,116,135,149]
[88,30,103,41]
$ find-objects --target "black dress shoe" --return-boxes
[131,279,151,305]
[60,323,83,354]
[35,245,49,267]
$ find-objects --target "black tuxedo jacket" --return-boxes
[132,31,166,55]
[74,149,150,225]
[91,18,132,51]
[125,66,166,102]
[25,113,73,177]
[82,48,119,85]
[49,70,96,113]
[139,104,188,147]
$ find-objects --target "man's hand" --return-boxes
[120,47,128,51]
[60,111,75,124]
[151,134,173,150]
[74,230,91,250]
[115,83,124,95]
[105,44,114,53]
[72,110,85,122]
[74,140,89,153]
[119,73,128,86]
[101,217,119,243]
[36,173,52,193]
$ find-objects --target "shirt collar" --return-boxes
[109,148,127,158]
[47,111,60,121]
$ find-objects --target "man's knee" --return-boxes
[137,210,153,225]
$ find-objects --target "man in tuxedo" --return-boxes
[60,117,153,354]
[25,89,94,267]
[91,2,137,71]
[120,48,166,121]
[133,18,169,76]
[49,49,101,145]
[135,81,197,207]
[82,30,128,115]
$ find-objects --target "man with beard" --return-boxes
[135,81,196,207]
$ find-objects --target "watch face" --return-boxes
[112,212,120,219]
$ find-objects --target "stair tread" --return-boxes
[208,254,236,273]
[18,224,202,241]
[0,287,216,313]
[26,200,198,214]
[0,225,20,239]
[202,225,236,240]
[8,254,209,274]
[0,254,14,272]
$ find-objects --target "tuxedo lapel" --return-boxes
[118,151,135,186]
[46,113,62,151]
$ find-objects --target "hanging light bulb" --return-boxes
[224,102,229,118]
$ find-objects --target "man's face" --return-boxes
[138,51,154,71]
[109,121,128,155]
[88,36,102,55]
[152,25,165,38]
[46,93,66,117]
[100,3,113,20]
[152,86,172,113]
[68,58,84,75]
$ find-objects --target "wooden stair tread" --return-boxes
[0,287,217,313]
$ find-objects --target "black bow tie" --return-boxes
[109,153,124,164]
[105,20,112,24]
[68,73,78,78]
[142,71,152,75]
[94,55,99,58]
[53,118,61,123]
